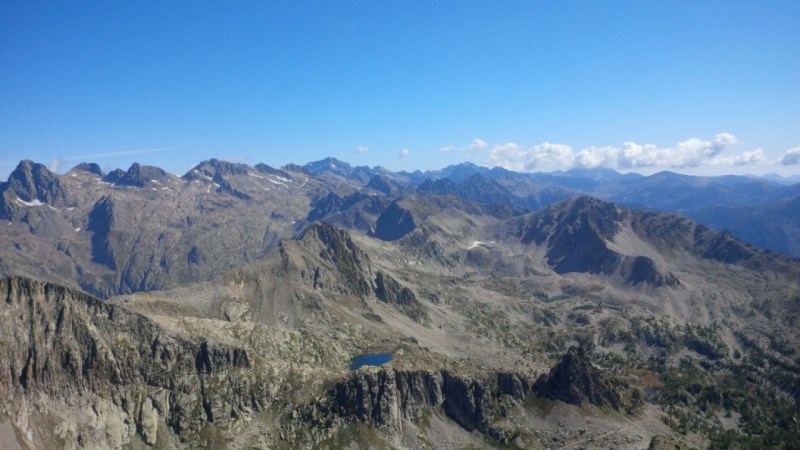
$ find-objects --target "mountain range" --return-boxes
[0,157,799,449]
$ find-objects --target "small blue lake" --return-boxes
[349,353,393,370]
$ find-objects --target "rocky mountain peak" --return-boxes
[515,198,680,286]
[295,222,373,296]
[184,159,251,181]
[70,162,104,177]
[560,196,622,230]
[114,162,172,187]
[0,160,70,215]
[521,195,623,248]
[102,168,126,183]
[302,157,353,176]
[299,222,366,261]
[519,196,623,273]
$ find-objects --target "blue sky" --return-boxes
[1,1,798,179]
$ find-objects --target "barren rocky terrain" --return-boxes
[1,158,799,449]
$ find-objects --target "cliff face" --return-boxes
[297,368,533,444]
[0,275,267,448]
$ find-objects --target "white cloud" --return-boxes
[574,146,619,169]
[399,148,410,158]
[487,142,574,172]
[671,133,738,167]
[711,148,765,166]
[441,138,488,154]
[780,147,800,166]
[356,145,368,154]
[479,132,770,172]
[48,158,64,173]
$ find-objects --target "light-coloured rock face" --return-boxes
[139,397,159,445]
[0,275,266,449]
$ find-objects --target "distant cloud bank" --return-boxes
[780,147,800,166]
[442,133,793,172]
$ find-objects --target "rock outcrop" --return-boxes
[294,222,375,297]
[534,346,623,409]
[374,271,415,306]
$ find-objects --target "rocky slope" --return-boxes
[0,275,261,449]
[0,271,655,449]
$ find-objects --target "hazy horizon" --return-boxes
[3,155,800,184]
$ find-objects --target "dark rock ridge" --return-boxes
[631,209,800,277]
[534,346,625,409]
[373,201,417,241]
[87,195,118,272]
[374,270,426,321]
[298,368,533,443]
[306,192,345,222]
[374,271,416,306]
[0,275,266,447]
